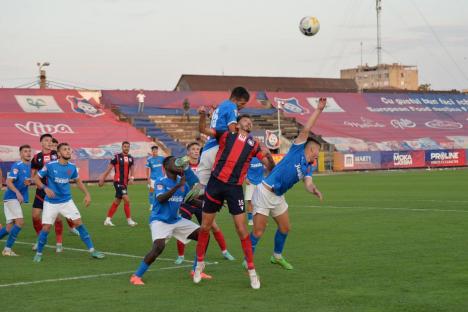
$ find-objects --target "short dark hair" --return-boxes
[52,138,59,144]
[57,142,70,151]
[19,144,31,152]
[39,134,53,142]
[237,114,251,123]
[162,156,174,170]
[187,142,200,150]
[306,136,321,147]
[122,141,130,146]
[230,86,250,102]
[151,145,159,150]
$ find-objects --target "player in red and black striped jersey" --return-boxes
[31,134,68,252]
[193,109,275,289]
[99,141,138,227]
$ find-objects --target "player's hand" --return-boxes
[245,178,251,185]
[177,174,186,188]
[45,187,56,198]
[83,194,91,207]
[16,192,24,204]
[24,178,32,186]
[317,97,327,111]
[98,178,104,187]
[129,177,134,185]
[312,187,323,201]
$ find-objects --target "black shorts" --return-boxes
[33,189,45,209]
[179,203,203,224]
[113,182,128,199]
[203,177,245,215]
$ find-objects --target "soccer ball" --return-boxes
[299,16,320,36]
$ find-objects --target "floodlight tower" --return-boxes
[376,0,382,66]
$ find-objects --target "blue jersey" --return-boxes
[3,161,31,202]
[150,176,189,224]
[263,142,316,196]
[246,157,264,185]
[146,156,165,180]
[38,161,79,204]
[204,100,238,151]
[183,167,199,189]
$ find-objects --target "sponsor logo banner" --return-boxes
[265,130,280,150]
[342,152,381,170]
[381,151,425,168]
[15,121,74,137]
[425,149,466,167]
[15,95,63,113]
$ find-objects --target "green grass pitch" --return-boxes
[1,169,467,312]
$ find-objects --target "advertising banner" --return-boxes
[424,149,466,167]
[380,151,425,169]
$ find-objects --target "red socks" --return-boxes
[177,240,185,256]
[107,202,119,218]
[124,203,131,219]
[241,235,255,270]
[213,230,227,252]
[196,229,210,262]
[54,218,63,244]
[33,217,42,235]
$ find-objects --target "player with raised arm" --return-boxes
[100,141,138,227]
[249,98,326,270]
[146,145,165,210]
[0,145,32,256]
[193,108,275,289]
[196,87,249,187]
[130,156,201,285]
[32,143,104,262]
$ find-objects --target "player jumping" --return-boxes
[249,98,326,270]
[0,145,32,256]
[100,141,138,227]
[33,143,104,262]
[193,110,275,289]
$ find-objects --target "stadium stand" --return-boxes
[0,88,156,180]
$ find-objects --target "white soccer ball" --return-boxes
[299,16,320,36]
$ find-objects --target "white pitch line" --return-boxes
[299,205,468,213]
[0,264,195,288]
[14,241,217,265]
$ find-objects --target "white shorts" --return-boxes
[42,200,81,225]
[150,218,199,244]
[197,145,219,185]
[244,183,258,201]
[252,183,289,218]
[4,200,23,224]
[149,179,156,190]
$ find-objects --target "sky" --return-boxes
[1,0,467,91]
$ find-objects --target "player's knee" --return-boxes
[42,224,52,232]
[278,223,291,233]
[16,219,24,227]
[253,227,264,238]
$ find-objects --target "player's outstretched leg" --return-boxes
[67,218,80,236]
[33,224,51,262]
[3,221,23,256]
[270,212,292,270]
[175,240,185,264]
[131,239,166,285]
[193,212,215,284]
[104,199,120,226]
[122,195,137,227]
[54,218,64,253]
[212,221,234,261]
[73,219,104,259]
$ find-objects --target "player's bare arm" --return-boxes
[6,177,24,204]
[296,97,326,144]
[198,106,216,137]
[156,175,186,203]
[33,174,55,198]
[76,177,91,207]
[98,164,113,187]
[304,176,323,201]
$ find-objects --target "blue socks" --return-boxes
[37,230,49,254]
[247,212,253,222]
[274,229,288,255]
[135,261,150,277]
[0,227,8,240]
[250,232,260,254]
[6,224,21,248]
[76,224,94,250]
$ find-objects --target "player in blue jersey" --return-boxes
[249,98,326,270]
[130,156,202,285]
[32,143,104,262]
[196,87,249,186]
[146,145,165,210]
[0,145,32,256]
[244,157,265,226]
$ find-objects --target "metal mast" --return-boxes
[376,0,382,66]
